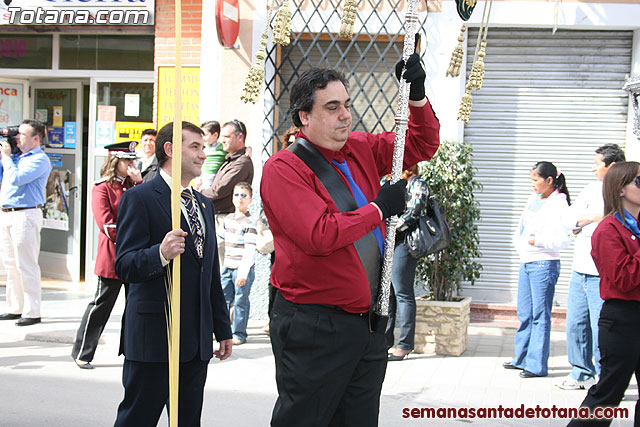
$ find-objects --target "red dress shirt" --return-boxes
[591,215,640,302]
[261,102,440,313]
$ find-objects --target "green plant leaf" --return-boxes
[416,139,483,301]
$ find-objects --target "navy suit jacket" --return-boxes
[115,175,232,363]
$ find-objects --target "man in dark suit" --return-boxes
[114,121,232,427]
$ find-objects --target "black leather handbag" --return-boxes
[405,196,451,259]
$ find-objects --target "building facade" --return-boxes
[1,0,639,312]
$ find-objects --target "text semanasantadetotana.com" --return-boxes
[402,405,629,420]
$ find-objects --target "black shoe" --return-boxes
[503,362,523,370]
[520,370,542,378]
[15,317,41,326]
[0,313,21,320]
[75,359,95,370]
[388,353,408,361]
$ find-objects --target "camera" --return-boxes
[1,126,20,155]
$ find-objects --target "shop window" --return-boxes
[98,82,154,144]
[59,35,154,70]
[0,34,53,69]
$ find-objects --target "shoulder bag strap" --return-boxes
[288,138,382,316]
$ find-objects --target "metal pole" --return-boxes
[375,0,420,316]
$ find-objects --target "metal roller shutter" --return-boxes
[464,28,632,304]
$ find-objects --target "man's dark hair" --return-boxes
[201,120,221,136]
[21,119,45,142]
[141,128,157,138]
[223,120,247,140]
[289,68,349,127]
[155,121,204,167]
[595,143,625,166]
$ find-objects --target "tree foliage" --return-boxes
[417,139,482,301]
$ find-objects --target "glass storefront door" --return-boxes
[85,78,154,285]
[31,82,84,282]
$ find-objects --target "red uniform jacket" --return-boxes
[92,178,132,279]
[591,215,640,302]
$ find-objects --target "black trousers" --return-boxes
[268,253,277,318]
[568,299,640,426]
[71,276,126,362]
[270,292,388,427]
[114,357,209,427]
[267,284,278,318]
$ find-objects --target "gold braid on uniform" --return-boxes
[339,0,358,38]
[240,3,274,104]
[272,0,292,46]
[447,24,466,78]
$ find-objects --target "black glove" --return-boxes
[373,179,407,220]
[395,53,426,101]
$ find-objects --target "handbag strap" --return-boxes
[288,138,382,313]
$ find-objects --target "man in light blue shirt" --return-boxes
[0,119,52,326]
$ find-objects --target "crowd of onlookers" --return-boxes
[501,144,640,426]
[2,115,639,426]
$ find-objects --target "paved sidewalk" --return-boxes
[0,287,636,426]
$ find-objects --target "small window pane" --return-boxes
[98,82,153,122]
[60,35,153,70]
[0,34,52,68]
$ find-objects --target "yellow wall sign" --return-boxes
[116,121,155,144]
[157,67,200,129]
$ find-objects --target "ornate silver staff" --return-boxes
[375,0,420,316]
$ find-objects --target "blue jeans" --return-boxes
[512,260,560,376]
[221,266,255,341]
[566,271,603,381]
[385,243,418,351]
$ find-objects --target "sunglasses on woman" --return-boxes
[635,176,640,188]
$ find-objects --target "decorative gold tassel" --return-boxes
[457,85,473,123]
[457,0,492,123]
[272,0,292,46]
[468,40,486,90]
[446,24,466,78]
[240,34,268,104]
[241,2,274,104]
[339,0,358,38]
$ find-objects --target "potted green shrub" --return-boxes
[413,139,482,356]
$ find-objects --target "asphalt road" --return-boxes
[0,288,636,426]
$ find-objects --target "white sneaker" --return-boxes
[556,375,596,390]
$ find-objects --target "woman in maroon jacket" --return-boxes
[71,142,142,369]
[568,161,640,426]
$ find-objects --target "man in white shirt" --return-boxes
[558,143,625,390]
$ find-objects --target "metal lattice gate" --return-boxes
[261,0,431,159]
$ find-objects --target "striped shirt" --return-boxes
[218,212,257,279]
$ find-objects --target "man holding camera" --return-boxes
[0,119,52,326]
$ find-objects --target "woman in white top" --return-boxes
[504,161,571,378]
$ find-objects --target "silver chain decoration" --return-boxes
[375,2,420,316]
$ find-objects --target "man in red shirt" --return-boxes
[261,54,440,426]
